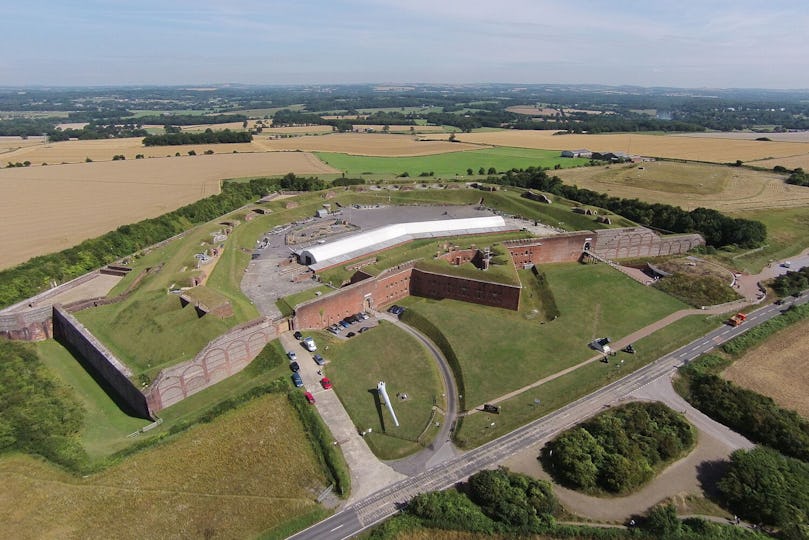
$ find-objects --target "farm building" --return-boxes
[297,216,509,270]
[561,148,593,158]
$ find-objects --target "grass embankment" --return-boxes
[718,205,809,273]
[457,313,720,448]
[400,263,686,410]
[0,394,332,540]
[324,322,443,459]
[315,147,590,177]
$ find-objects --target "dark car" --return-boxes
[339,319,351,328]
[292,372,304,387]
[387,305,400,314]
[346,331,356,338]
[289,361,300,372]
[358,326,370,333]
[313,354,326,366]
[392,306,405,315]
[293,331,303,340]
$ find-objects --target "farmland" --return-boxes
[554,161,809,212]
[454,129,809,164]
[261,132,486,156]
[0,151,336,269]
[0,395,331,540]
[722,317,809,418]
[315,147,589,176]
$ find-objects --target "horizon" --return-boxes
[3,1,809,89]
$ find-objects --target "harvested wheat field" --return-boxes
[722,318,809,418]
[258,132,487,156]
[356,124,446,132]
[0,151,337,269]
[0,136,270,165]
[554,161,809,212]
[671,131,809,142]
[506,105,560,116]
[456,130,809,163]
[750,154,809,171]
[0,136,46,157]
[0,395,330,540]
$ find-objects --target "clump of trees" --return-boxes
[654,273,741,307]
[493,167,767,248]
[0,341,88,471]
[772,266,809,297]
[540,402,695,494]
[718,447,809,537]
[142,128,252,146]
[786,167,809,187]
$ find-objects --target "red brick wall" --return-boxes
[505,233,593,267]
[410,269,521,310]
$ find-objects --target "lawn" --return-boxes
[315,147,590,177]
[323,322,443,459]
[0,394,331,540]
[400,262,687,409]
[455,313,722,448]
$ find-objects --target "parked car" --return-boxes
[287,351,297,361]
[359,312,370,320]
[304,391,316,404]
[348,314,359,324]
[313,354,326,366]
[358,326,370,333]
[293,331,303,340]
[289,361,300,372]
[292,372,304,387]
[327,324,341,334]
[387,305,400,314]
[320,377,332,390]
[302,337,317,352]
[339,320,351,328]
[346,331,356,338]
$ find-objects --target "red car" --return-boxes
[320,377,332,390]
[304,391,316,404]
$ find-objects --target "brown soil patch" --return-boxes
[0,152,337,269]
[722,318,809,418]
[455,130,809,163]
[258,132,486,156]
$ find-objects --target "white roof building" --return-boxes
[298,216,508,269]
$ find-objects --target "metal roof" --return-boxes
[298,216,508,268]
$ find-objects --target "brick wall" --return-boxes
[0,305,53,341]
[504,232,593,266]
[410,269,521,310]
[592,227,704,259]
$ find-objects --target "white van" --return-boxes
[302,337,317,352]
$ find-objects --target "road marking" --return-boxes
[330,524,345,532]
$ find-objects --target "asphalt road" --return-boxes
[288,292,807,540]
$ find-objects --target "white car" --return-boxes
[302,337,317,352]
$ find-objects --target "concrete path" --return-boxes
[278,332,406,504]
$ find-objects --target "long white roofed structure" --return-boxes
[298,216,509,270]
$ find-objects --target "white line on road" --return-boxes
[330,524,344,532]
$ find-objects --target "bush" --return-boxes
[467,468,557,531]
[407,490,497,533]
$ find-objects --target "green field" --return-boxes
[315,147,590,177]
[456,312,722,448]
[321,323,443,459]
[400,263,687,409]
[720,206,809,273]
[0,394,331,539]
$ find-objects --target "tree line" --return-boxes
[142,128,252,146]
[0,176,295,308]
[493,167,767,248]
[786,167,809,187]
[772,266,809,296]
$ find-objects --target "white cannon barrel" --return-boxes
[376,381,399,428]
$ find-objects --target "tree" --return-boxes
[467,168,474,175]
[449,132,457,142]
[644,504,681,536]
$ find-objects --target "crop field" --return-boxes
[260,132,487,156]
[400,262,686,408]
[324,322,443,459]
[0,395,330,540]
[721,206,809,273]
[722,317,809,418]
[354,124,447,133]
[554,161,809,212]
[315,147,589,176]
[454,129,809,164]
[750,154,809,172]
[0,151,337,269]
[506,105,560,116]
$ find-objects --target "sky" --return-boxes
[3,0,809,88]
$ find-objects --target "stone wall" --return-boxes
[144,317,281,412]
[592,227,704,259]
[52,305,152,419]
